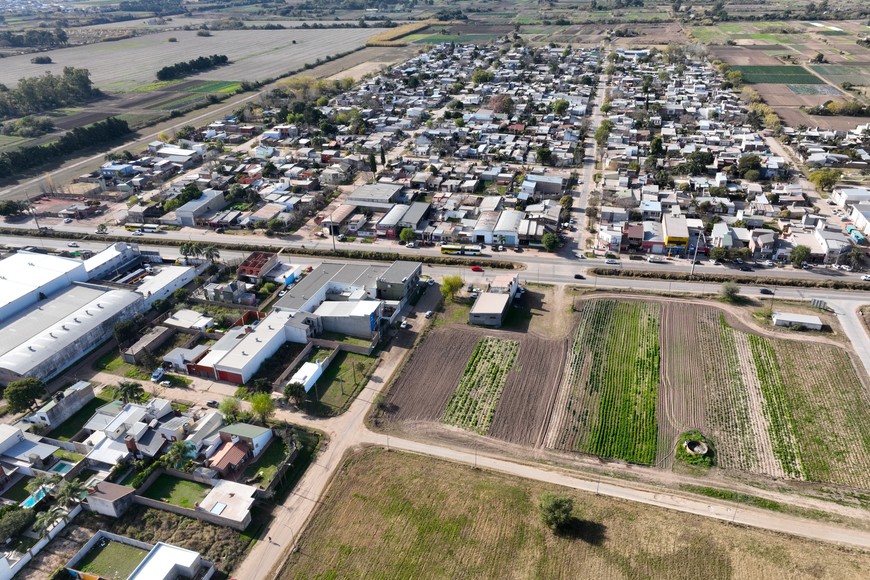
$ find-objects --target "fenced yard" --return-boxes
[141,474,210,509]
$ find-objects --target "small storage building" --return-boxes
[771,312,823,331]
[469,293,511,328]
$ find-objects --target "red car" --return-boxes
[471,265,484,272]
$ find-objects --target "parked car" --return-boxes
[841,265,853,272]
[406,242,416,248]
[215,227,225,233]
[470,292,479,299]
[467,284,474,292]
[206,400,219,408]
[400,319,410,329]
[66,242,79,247]
[63,218,73,224]
[151,368,165,382]
[471,265,484,272]
[278,289,287,297]
[427,279,435,286]
[424,310,433,319]
[763,260,775,267]
[574,274,585,280]
[733,258,744,264]
[160,380,172,387]
[759,288,773,295]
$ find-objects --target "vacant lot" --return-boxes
[278,449,870,579]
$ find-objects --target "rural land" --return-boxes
[1,1,870,579]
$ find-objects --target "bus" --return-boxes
[440,244,482,256]
[124,223,162,233]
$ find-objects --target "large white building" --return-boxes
[0,252,88,322]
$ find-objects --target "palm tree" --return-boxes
[25,473,59,498]
[190,242,204,263]
[55,480,87,509]
[115,381,144,404]
[34,505,67,535]
[161,440,193,471]
[201,245,220,263]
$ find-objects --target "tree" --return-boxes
[25,473,59,498]
[5,378,45,413]
[440,275,464,301]
[709,247,728,261]
[536,146,552,165]
[539,493,574,532]
[551,98,569,116]
[650,135,664,157]
[55,480,86,508]
[96,223,108,234]
[541,232,559,252]
[219,396,241,420]
[720,281,740,303]
[848,245,864,270]
[471,69,494,84]
[0,506,34,543]
[33,505,66,536]
[808,168,841,192]
[161,440,193,471]
[201,245,220,263]
[114,381,144,404]
[368,152,377,174]
[250,392,275,425]
[283,382,306,406]
[559,194,573,213]
[790,245,811,268]
[399,228,415,243]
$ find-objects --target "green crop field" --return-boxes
[788,84,842,95]
[442,337,519,434]
[185,80,242,94]
[733,65,824,84]
[553,300,660,464]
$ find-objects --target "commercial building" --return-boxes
[662,214,690,250]
[347,182,403,209]
[0,252,88,322]
[175,189,227,226]
[84,242,143,280]
[469,293,511,327]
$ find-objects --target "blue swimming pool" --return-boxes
[50,460,74,475]
[20,487,46,509]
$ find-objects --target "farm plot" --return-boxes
[545,300,660,465]
[442,337,519,434]
[733,65,824,84]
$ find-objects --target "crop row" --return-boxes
[563,300,660,464]
[747,335,803,478]
[442,337,519,434]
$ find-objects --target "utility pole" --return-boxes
[690,231,706,276]
[23,190,41,231]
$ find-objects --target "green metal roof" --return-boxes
[219,422,271,439]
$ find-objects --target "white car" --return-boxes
[862,275,870,281]
[604,259,620,265]
[131,231,144,236]
[66,242,79,247]
[63,218,73,223]
[841,265,853,272]
[763,260,775,267]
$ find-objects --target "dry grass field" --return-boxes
[278,449,870,580]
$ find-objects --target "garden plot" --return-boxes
[545,300,660,465]
[442,337,519,434]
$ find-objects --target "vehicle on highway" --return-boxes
[759,288,773,295]
[63,218,73,223]
[471,265,484,272]
[862,275,870,281]
[131,231,144,236]
[66,242,79,247]
[739,266,753,272]
[574,274,585,279]
[604,259,620,265]
[125,223,161,233]
[763,260,776,267]
[441,244,482,256]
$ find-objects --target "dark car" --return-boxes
[759,288,773,295]
[574,274,585,280]
[739,266,753,272]
[206,400,219,408]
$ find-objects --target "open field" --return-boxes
[0,28,384,90]
[279,448,870,579]
[382,294,870,488]
[733,65,824,85]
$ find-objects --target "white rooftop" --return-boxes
[136,266,194,300]
[0,252,88,321]
[198,480,256,526]
[128,542,201,580]
[214,310,294,370]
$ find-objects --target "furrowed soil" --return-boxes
[278,448,870,580]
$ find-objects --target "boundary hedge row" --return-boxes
[0,228,519,270]
[590,267,869,290]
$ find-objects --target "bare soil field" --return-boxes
[755,83,845,107]
[278,448,870,580]
[326,46,421,81]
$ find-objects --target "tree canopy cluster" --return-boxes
[118,0,184,14]
[156,54,230,81]
[0,28,67,49]
[0,67,98,120]
[0,116,130,179]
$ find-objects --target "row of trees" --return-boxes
[156,54,230,81]
[179,241,220,263]
[0,67,98,120]
[0,117,131,179]
[0,28,67,49]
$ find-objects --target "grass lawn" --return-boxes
[319,331,374,348]
[74,540,148,578]
[433,298,472,327]
[279,449,870,579]
[1,477,32,503]
[46,392,115,441]
[93,350,152,381]
[311,351,377,415]
[242,438,288,489]
[142,474,210,509]
[53,449,85,463]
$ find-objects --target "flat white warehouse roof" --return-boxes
[0,252,87,317]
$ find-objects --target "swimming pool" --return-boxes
[20,487,46,509]
[50,460,74,475]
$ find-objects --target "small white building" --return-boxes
[771,312,823,331]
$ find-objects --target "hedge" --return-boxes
[590,267,869,290]
[0,228,519,270]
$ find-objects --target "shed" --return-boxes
[771,312,823,331]
[469,293,511,327]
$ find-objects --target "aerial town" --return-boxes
[1,1,870,579]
